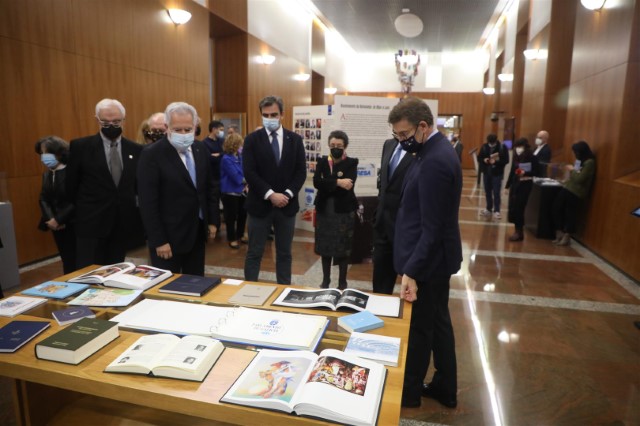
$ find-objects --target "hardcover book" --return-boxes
[67,262,172,291]
[221,348,386,426]
[67,288,142,307]
[338,311,384,333]
[22,281,89,299]
[344,332,401,367]
[0,321,51,353]
[158,275,221,297]
[228,284,277,306]
[105,333,225,381]
[35,317,119,364]
[52,306,95,326]
[112,299,328,351]
[273,288,401,317]
[0,296,48,317]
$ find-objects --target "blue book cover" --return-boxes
[0,320,51,353]
[52,306,96,326]
[338,310,384,333]
[159,275,221,297]
[22,281,89,299]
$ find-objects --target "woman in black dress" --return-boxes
[35,136,76,273]
[506,138,538,241]
[313,130,358,289]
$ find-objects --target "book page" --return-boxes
[222,349,318,413]
[106,265,170,290]
[153,335,220,372]
[273,288,341,309]
[358,294,401,317]
[336,289,369,311]
[71,262,134,283]
[106,334,180,372]
[294,348,386,425]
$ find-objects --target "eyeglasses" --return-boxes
[391,128,417,142]
[98,119,124,128]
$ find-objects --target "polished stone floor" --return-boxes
[10,171,640,425]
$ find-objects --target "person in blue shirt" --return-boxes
[220,133,248,249]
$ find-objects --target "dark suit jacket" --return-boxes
[374,138,414,243]
[38,168,74,230]
[534,143,551,163]
[393,132,463,282]
[313,156,359,214]
[454,141,463,162]
[242,127,306,217]
[66,133,142,239]
[137,137,220,254]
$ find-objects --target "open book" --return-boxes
[105,333,224,381]
[222,348,386,426]
[68,262,171,291]
[273,288,400,318]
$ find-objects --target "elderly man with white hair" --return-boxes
[66,98,143,269]
[137,102,220,275]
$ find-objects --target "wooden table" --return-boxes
[0,268,411,425]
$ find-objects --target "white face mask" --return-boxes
[169,132,195,152]
[515,147,524,155]
[535,138,543,146]
[262,117,280,132]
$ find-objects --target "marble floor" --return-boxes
[10,171,640,425]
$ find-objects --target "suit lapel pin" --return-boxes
[337,171,343,177]
[129,155,133,159]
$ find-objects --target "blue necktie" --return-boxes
[185,149,196,187]
[271,131,280,165]
[388,144,402,178]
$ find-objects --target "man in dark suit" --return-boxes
[389,98,462,409]
[372,137,414,294]
[137,102,220,275]
[243,95,306,284]
[534,129,552,175]
[202,120,225,183]
[66,98,143,269]
[451,135,463,162]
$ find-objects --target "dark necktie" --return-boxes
[388,144,402,178]
[109,141,122,186]
[271,131,280,165]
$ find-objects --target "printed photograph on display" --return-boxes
[307,356,370,396]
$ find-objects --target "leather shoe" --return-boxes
[401,397,421,408]
[422,383,457,408]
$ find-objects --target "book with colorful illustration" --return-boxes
[67,288,142,307]
[22,281,89,299]
[68,262,171,291]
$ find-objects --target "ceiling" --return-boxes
[311,0,501,53]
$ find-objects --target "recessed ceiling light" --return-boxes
[324,87,338,95]
[394,13,423,38]
[293,73,311,81]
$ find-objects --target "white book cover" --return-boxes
[344,332,401,367]
[0,296,47,317]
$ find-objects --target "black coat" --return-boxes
[478,142,509,176]
[313,156,358,214]
[38,167,74,230]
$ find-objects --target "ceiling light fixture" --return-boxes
[324,87,338,95]
[256,54,276,65]
[580,0,606,10]
[394,9,424,38]
[483,87,495,95]
[498,73,514,82]
[293,73,311,81]
[523,49,548,60]
[167,9,192,25]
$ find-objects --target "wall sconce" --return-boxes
[497,73,514,82]
[324,87,338,95]
[167,9,192,25]
[482,87,495,95]
[293,73,311,81]
[523,49,548,60]
[256,55,276,65]
[580,0,606,10]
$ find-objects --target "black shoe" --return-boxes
[401,397,421,408]
[422,383,457,408]
[320,281,330,289]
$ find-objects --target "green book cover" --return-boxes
[37,317,118,351]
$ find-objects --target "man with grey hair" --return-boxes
[67,98,142,268]
[242,95,306,284]
[137,102,220,275]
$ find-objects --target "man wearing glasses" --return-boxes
[66,98,142,269]
[388,98,462,409]
[242,95,306,284]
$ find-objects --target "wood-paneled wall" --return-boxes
[0,0,210,265]
[350,92,486,170]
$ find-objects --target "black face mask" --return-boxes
[144,130,165,143]
[102,125,122,140]
[330,148,344,158]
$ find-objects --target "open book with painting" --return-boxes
[105,333,224,381]
[68,262,171,291]
[273,288,400,318]
[221,348,386,426]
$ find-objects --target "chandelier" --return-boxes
[395,49,421,94]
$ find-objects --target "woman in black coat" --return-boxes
[313,130,358,289]
[35,136,76,273]
[506,138,539,241]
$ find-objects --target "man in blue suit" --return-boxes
[137,102,220,275]
[389,98,462,409]
[243,96,306,284]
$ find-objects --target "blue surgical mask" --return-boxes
[262,117,280,132]
[169,132,195,152]
[41,153,59,169]
[218,130,224,139]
